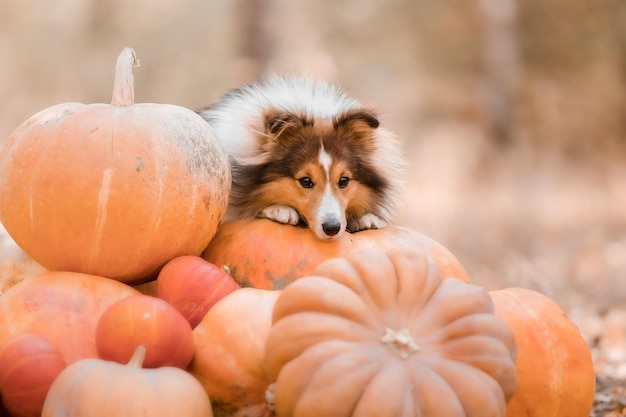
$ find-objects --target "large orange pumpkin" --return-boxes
[203,218,469,289]
[0,271,139,363]
[489,288,596,417]
[265,247,517,417]
[0,48,230,283]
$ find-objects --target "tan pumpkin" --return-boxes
[0,48,230,283]
[188,288,279,417]
[203,218,470,290]
[265,247,517,417]
[42,345,212,417]
[490,287,595,417]
[0,271,139,363]
[0,224,46,296]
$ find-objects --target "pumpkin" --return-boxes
[0,271,139,363]
[0,334,66,417]
[96,294,194,368]
[264,247,517,417]
[42,345,213,417]
[188,288,279,417]
[0,224,47,297]
[156,255,240,328]
[489,287,595,417]
[203,218,470,290]
[0,47,230,283]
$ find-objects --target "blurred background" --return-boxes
[1,0,625,315]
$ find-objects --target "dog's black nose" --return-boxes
[322,221,341,236]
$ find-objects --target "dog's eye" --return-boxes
[338,177,350,188]
[298,177,314,188]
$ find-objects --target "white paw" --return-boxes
[347,213,385,232]
[260,205,301,225]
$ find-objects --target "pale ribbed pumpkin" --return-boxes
[0,47,230,283]
[42,345,212,417]
[265,247,517,417]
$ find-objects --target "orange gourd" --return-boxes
[489,287,596,417]
[0,47,230,283]
[95,295,194,369]
[188,288,279,417]
[0,334,66,417]
[0,271,140,363]
[42,345,213,417]
[203,218,469,290]
[265,247,517,417]
[156,255,240,328]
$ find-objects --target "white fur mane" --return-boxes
[201,76,363,159]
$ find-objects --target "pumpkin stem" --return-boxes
[127,345,147,368]
[381,328,420,359]
[265,384,275,412]
[111,47,140,107]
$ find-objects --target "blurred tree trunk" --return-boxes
[235,0,271,81]
[478,0,520,146]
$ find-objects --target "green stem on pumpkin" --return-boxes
[111,47,140,107]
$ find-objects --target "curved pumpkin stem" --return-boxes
[111,47,140,107]
[127,345,147,368]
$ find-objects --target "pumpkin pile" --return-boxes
[0,48,595,417]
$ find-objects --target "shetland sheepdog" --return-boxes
[198,75,404,240]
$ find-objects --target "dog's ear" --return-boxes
[263,110,314,143]
[265,111,300,135]
[334,109,380,130]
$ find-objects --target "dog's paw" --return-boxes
[260,205,301,225]
[347,213,386,232]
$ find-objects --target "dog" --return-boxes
[198,75,404,240]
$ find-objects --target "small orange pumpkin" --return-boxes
[203,218,469,290]
[490,287,595,417]
[156,255,240,328]
[42,345,213,417]
[0,334,66,417]
[96,295,194,369]
[265,247,517,417]
[0,271,140,363]
[0,47,230,283]
[188,288,279,417]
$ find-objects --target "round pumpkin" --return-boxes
[264,247,517,417]
[490,287,595,417]
[0,224,47,297]
[203,218,470,289]
[0,334,66,417]
[0,47,230,283]
[188,288,279,417]
[42,345,213,417]
[156,255,240,328]
[96,294,194,368]
[0,271,140,363]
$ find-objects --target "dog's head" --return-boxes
[249,108,389,240]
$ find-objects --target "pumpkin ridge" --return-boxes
[277,341,383,417]
[407,361,466,415]
[432,358,508,415]
[89,167,113,271]
[271,276,380,328]
[312,255,398,329]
